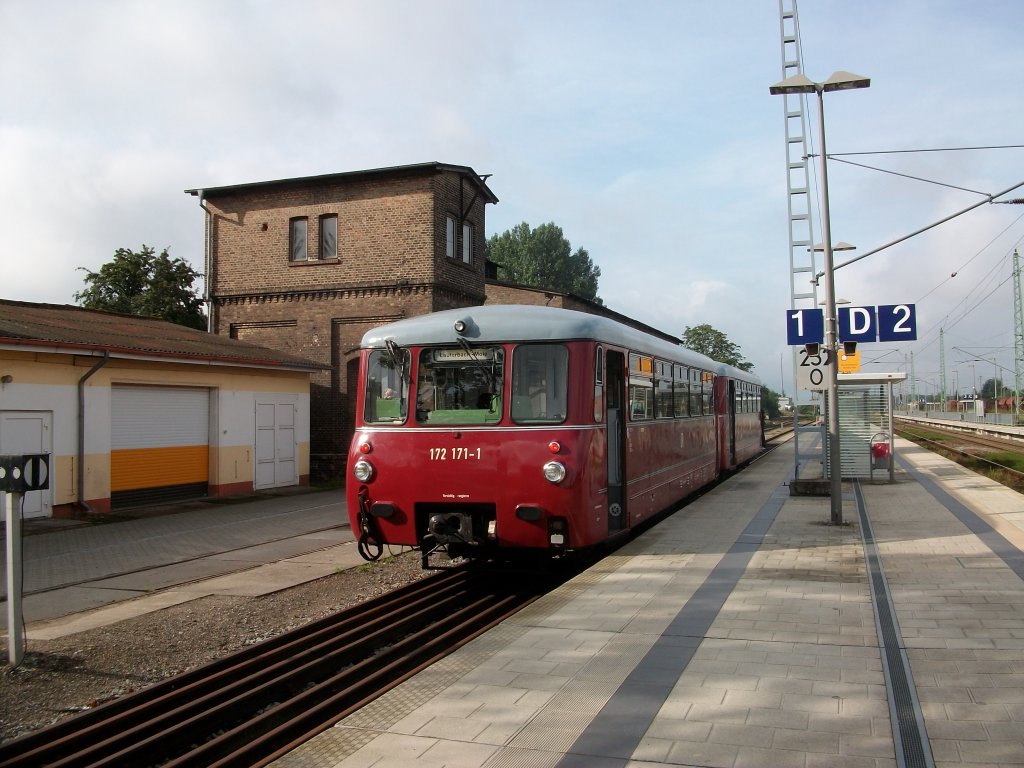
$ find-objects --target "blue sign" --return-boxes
[786,309,824,345]
[877,304,917,341]
[838,306,876,342]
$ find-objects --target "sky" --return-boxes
[3,0,1023,400]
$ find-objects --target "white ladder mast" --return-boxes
[777,0,823,473]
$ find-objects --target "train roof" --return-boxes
[361,305,761,385]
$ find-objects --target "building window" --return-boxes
[320,215,337,260]
[446,215,456,259]
[289,217,308,262]
[462,221,473,263]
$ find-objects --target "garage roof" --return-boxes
[0,300,324,371]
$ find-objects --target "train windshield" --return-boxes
[511,344,568,424]
[415,345,504,425]
[363,345,411,423]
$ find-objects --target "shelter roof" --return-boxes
[0,300,324,371]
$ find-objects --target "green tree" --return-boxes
[486,222,602,303]
[980,377,1007,399]
[76,245,206,330]
[681,324,753,371]
[761,387,781,419]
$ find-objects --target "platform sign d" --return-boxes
[786,309,824,346]
[877,304,917,341]
[837,306,876,343]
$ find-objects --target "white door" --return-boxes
[255,399,297,489]
[0,411,53,519]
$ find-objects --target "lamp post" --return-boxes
[771,71,870,525]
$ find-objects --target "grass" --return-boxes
[897,427,1024,492]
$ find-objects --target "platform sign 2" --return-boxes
[786,308,824,346]
[877,304,917,342]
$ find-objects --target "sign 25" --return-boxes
[796,346,831,390]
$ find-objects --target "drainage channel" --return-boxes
[853,480,935,768]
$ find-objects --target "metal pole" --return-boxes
[5,491,24,666]
[814,87,844,525]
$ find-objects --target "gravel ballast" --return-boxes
[0,552,428,744]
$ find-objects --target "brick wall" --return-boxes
[206,166,492,481]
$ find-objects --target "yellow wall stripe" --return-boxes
[111,445,209,491]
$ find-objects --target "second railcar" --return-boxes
[346,305,762,567]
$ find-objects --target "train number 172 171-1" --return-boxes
[429,447,482,461]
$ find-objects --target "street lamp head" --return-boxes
[811,241,857,252]
[821,71,871,92]
[769,73,817,95]
[770,71,870,96]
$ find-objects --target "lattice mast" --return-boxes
[777,0,821,471]
[1014,249,1023,415]
[939,328,947,409]
[910,351,917,406]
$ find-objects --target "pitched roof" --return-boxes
[185,161,499,204]
[0,300,323,371]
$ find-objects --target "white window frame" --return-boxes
[462,221,473,264]
[319,214,337,260]
[445,215,456,259]
[289,217,308,262]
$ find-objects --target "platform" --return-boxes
[278,439,1024,768]
[1,488,355,635]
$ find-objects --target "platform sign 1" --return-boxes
[837,306,876,343]
[786,308,824,346]
[877,304,917,341]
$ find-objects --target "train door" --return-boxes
[604,349,627,533]
[727,379,737,467]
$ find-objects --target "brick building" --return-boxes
[187,163,498,478]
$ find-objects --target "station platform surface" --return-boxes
[277,440,1024,768]
[1,487,355,638]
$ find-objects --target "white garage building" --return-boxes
[0,300,322,518]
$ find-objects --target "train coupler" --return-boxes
[356,489,384,562]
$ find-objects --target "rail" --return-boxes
[0,565,562,768]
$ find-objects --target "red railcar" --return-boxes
[347,305,762,567]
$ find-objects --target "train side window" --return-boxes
[511,344,568,424]
[364,348,410,423]
[628,353,653,421]
[702,371,713,413]
[689,368,702,415]
[655,359,673,418]
[674,365,689,418]
[594,346,604,423]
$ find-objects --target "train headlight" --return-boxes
[353,459,375,482]
[542,461,566,484]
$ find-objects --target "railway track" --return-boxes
[0,564,562,768]
[896,418,1024,486]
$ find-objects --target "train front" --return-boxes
[346,315,586,567]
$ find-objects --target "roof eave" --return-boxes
[186,161,498,204]
[0,338,325,372]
